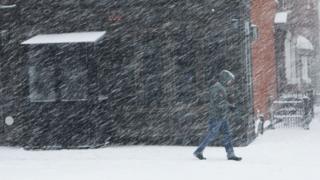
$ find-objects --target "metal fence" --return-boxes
[270,92,313,129]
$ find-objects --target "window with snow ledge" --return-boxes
[23,31,106,102]
[27,45,89,102]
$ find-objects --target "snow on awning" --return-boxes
[21,31,106,45]
[274,11,289,24]
[297,35,314,50]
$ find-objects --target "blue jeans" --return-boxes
[195,120,234,156]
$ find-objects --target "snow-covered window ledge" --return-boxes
[21,31,106,45]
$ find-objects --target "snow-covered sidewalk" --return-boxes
[1,110,320,180]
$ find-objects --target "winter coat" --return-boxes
[209,70,235,122]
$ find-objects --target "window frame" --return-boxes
[27,44,90,103]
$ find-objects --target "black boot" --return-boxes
[227,155,242,161]
[193,151,206,160]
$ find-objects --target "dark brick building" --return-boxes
[0,0,255,149]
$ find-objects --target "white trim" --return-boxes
[222,70,235,80]
[21,31,106,45]
[284,32,298,84]
[301,56,312,83]
[274,11,289,24]
[61,99,88,102]
[296,35,314,50]
[30,99,57,103]
[0,4,16,9]
[273,100,303,104]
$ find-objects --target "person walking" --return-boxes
[193,70,242,161]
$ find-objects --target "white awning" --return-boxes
[274,11,289,24]
[297,35,314,50]
[21,31,106,45]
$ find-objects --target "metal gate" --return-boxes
[270,94,313,129]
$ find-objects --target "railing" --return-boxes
[270,92,314,129]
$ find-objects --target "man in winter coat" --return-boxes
[193,70,242,161]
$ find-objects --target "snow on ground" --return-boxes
[1,108,320,180]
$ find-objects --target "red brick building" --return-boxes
[251,0,278,119]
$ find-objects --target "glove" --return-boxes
[229,104,236,111]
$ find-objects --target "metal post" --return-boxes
[259,114,264,135]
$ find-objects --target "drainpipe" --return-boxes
[317,0,320,102]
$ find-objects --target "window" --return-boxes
[142,57,163,106]
[28,46,57,102]
[28,45,89,102]
[0,30,9,46]
[108,59,136,105]
[140,33,163,106]
[279,0,288,10]
[306,0,314,9]
[98,36,137,106]
[172,25,198,104]
[59,45,88,101]
[175,45,196,103]
[250,24,259,42]
[176,65,196,103]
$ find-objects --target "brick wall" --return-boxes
[251,0,278,119]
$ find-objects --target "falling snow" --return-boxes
[0,0,320,179]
